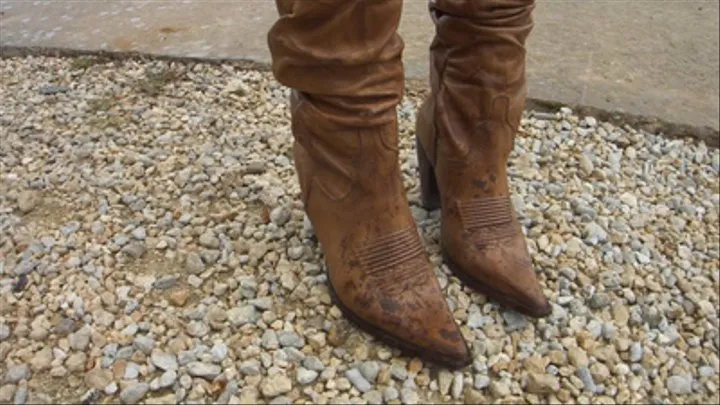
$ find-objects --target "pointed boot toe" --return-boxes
[440,221,551,318]
[444,249,550,318]
[329,238,472,369]
[515,278,551,318]
[386,277,472,368]
[496,256,551,318]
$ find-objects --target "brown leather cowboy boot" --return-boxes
[415,0,550,317]
[268,0,471,367]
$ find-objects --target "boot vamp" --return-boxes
[336,229,469,360]
[301,158,469,362]
[441,197,549,315]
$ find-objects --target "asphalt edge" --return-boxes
[2,45,718,149]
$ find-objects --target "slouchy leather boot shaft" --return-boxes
[417,0,550,317]
[426,0,534,179]
[268,0,405,128]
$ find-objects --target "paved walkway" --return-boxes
[1,0,718,133]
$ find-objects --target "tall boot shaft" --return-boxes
[415,0,550,317]
[267,0,472,367]
[268,0,405,128]
[428,0,535,164]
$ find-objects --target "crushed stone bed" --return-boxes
[0,56,718,404]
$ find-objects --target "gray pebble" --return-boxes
[576,367,597,392]
[14,260,37,276]
[133,336,155,354]
[250,297,273,310]
[383,386,399,402]
[502,310,528,332]
[124,300,139,315]
[116,346,134,360]
[199,231,220,249]
[358,361,380,383]
[60,221,81,236]
[667,374,693,395]
[210,343,228,363]
[122,242,146,259]
[227,305,258,326]
[302,356,324,372]
[586,319,603,338]
[643,307,664,328]
[588,293,611,309]
[466,313,484,329]
[217,380,238,404]
[103,343,118,358]
[410,206,428,222]
[124,362,140,380]
[185,252,205,274]
[150,352,178,371]
[119,383,149,404]
[246,161,266,174]
[104,383,118,395]
[187,275,203,288]
[13,386,27,405]
[187,362,221,380]
[131,227,146,240]
[187,321,209,337]
[584,222,608,245]
[0,324,10,340]
[201,249,220,265]
[698,366,715,378]
[629,342,643,362]
[68,326,91,351]
[270,206,291,226]
[179,375,193,389]
[474,375,490,390]
[451,373,463,399]
[158,370,177,389]
[277,331,304,348]
[296,368,318,385]
[601,323,616,339]
[152,276,177,290]
[269,396,291,405]
[177,351,195,366]
[5,365,30,383]
[121,323,138,337]
[100,356,114,369]
[38,85,70,95]
[400,388,419,405]
[283,347,305,363]
[287,247,304,260]
[262,330,279,350]
[90,222,104,235]
[390,363,408,380]
[239,360,261,376]
[345,369,372,393]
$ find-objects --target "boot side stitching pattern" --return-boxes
[457,197,518,248]
[352,228,429,293]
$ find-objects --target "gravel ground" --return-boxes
[0,56,718,405]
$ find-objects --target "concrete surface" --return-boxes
[1,0,718,133]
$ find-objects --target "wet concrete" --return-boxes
[1,0,718,132]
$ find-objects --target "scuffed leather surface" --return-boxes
[268,0,470,363]
[419,0,550,316]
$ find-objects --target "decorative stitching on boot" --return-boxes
[370,256,432,296]
[457,197,518,248]
[353,228,429,293]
